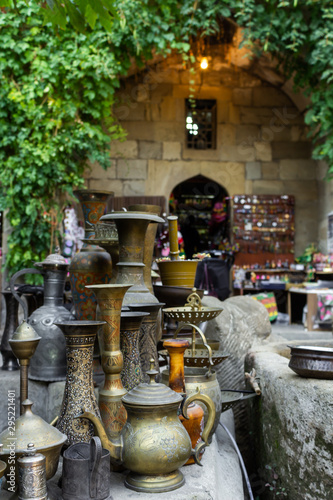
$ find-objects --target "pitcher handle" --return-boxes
[181,389,216,466]
[89,436,103,499]
[9,268,42,320]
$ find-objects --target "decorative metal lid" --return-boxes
[122,361,182,407]
[0,400,67,453]
[11,321,40,342]
[35,247,68,269]
[101,212,164,224]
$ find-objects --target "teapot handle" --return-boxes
[9,268,42,320]
[181,389,216,466]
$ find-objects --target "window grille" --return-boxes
[185,99,217,150]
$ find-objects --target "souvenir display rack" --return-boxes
[231,194,295,267]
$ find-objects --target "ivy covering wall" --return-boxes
[1,0,333,275]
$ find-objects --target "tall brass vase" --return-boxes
[127,302,164,380]
[100,212,164,306]
[85,284,132,440]
[120,311,149,391]
[55,321,104,446]
[128,204,162,294]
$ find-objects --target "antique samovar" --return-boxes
[80,361,215,493]
[10,250,74,381]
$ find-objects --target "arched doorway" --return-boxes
[169,174,229,257]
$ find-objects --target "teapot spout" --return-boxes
[78,410,123,465]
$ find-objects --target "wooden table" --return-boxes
[287,287,333,331]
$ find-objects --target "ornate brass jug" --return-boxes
[10,250,74,381]
[81,362,215,493]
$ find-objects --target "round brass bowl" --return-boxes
[163,306,223,324]
[288,345,333,379]
[157,260,198,287]
[221,391,243,412]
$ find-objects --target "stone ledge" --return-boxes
[245,343,333,500]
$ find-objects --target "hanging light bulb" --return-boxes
[200,57,208,70]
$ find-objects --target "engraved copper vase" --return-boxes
[120,311,149,391]
[55,320,105,446]
[85,284,132,440]
[69,190,113,320]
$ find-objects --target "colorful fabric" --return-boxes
[252,292,278,322]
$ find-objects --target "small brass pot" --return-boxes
[157,260,198,287]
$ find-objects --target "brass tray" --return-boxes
[221,391,243,412]
[159,347,229,368]
[163,306,223,324]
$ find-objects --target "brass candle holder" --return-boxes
[9,321,41,414]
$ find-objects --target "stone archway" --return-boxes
[145,160,245,202]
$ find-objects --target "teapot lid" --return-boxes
[122,361,182,407]
[35,247,68,269]
[0,400,67,453]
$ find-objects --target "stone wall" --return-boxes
[85,55,319,256]
[317,160,333,253]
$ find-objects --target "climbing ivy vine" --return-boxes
[1,0,333,276]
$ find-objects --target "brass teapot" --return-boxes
[80,362,215,493]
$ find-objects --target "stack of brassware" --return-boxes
[1,194,221,498]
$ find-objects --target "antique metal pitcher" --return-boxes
[81,362,215,493]
[10,250,74,381]
[62,437,111,500]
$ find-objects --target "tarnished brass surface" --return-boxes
[81,363,197,492]
[128,204,162,294]
[157,260,198,287]
[55,321,105,446]
[100,212,164,306]
[86,284,132,440]
[0,400,66,482]
[162,367,222,442]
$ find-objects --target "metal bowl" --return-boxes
[288,345,333,379]
[153,285,204,308]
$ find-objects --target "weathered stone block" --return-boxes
[282,180,318,201]
[262,162,280,179]
[232,88,252,106]
[123,180,146,196]
[291,125,309,142]
[219,144,255,162]
[218,124,236,146]
[254,141,272,162]
[236,125,260,145]
[229,103,240,124]
[253,87,292,107]
[271,141,312,160]
[182,148,219,161]
[110,140,138,159]
[279,159,317,180]
[88,179,123,194]
[138,141,162,160]
[246,161,261,180]
[88,161,116,181]
[117,159,147,179]
[252,180,285,195]
[114,101,146,121]
[121,121,155,141]
[240,106,273,125]
[261,125,292,142]
[239,72,262,88]
[217,99,229,123]
[150,83,173,103]
[163,141,181,160]
[153,122,185,142]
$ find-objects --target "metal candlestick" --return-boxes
[9,321,41,414]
